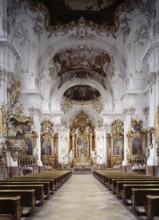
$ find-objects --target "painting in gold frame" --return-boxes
[112,136,123,156]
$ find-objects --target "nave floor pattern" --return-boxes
[31,174,138,220]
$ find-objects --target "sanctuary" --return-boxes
[0,0,159,178]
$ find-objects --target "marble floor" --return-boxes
[31,174,138,220]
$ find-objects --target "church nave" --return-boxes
[32,174,137,220]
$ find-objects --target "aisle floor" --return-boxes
[32,174,138,220]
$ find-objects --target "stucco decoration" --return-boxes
[61,98,73,114]
[0,42,21,61]
[13,19,29,47]
[41,119,54,134]
[67,16,95,40]
[28,0,134,37]
[92,98,103,113]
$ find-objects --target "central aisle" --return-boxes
[32,174,137,220]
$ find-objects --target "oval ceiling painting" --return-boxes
[64,85,101,101]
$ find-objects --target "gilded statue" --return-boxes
[41,119,54,133]
[111,119,124,134]
[7,76,21,108]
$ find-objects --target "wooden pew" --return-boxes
[0,189,35,216]
[0,196,21,220]
[93,170,149,187]
[0,184,44,206]
[115,180,159,197]
[145,195,159,220]
[20,170,72,190]
[107,175,151,189]
[11,177,54,194]
[131,188,159,216]
[0,214,15,220]
[93,170,121,185]
[121,184,159,205]
[13,174,59,191]
[111,177,159,193]
[0,181,50,199]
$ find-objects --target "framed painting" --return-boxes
[132,137,142,155]
[113,137,123,156]
[41,134,53,156]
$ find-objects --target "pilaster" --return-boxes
[28,106,42,166]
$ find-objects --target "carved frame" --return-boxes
[41,133,54,166]
[127,119,147,164]
[108,119,124,168]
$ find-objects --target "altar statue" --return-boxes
[69,150,74,162]
[91,150,96,163]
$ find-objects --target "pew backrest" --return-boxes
[0,196,21,220]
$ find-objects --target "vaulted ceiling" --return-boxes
[33,0,128,27]
[30,0,134,33]
[28,0,139,108]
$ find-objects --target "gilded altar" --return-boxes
[69,111,95,165]
[74,154,91,165]
[127,119,147,165]
[107,119,124,168]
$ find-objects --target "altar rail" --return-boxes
[73,165,92,174]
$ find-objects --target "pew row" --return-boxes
[114,180,159,197]
[93,170,149,187]
[0,196,21,220]
[0,189,35,216]
[13,170,72,191]
[112,178,159,193]
[10,177,55,194]
[131,188,159,216]
[0,184,44,206]
[0,181,50,199]
[145,195,159,220]
[121,184,159,205]
[0,170,72,219]
[93,170,159,219]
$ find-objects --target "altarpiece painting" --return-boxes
[127,119,147,165]
[40,119,54,166]
[69,112,95,165]
[107,119,124,168]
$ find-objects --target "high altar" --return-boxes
[69,112,95,167]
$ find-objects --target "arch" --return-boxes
[50,78,113,112]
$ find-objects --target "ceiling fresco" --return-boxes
[54,46,111,77]
[64,85,101,101]
[30,0,133,31]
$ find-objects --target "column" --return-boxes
[29,107,42,166]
